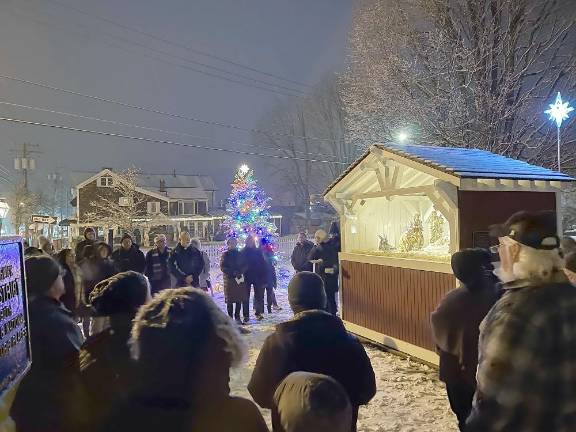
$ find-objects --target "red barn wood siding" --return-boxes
[341,260,455,351]
[458,191,556,249]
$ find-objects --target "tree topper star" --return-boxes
[545,92,574,128]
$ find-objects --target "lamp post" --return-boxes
[0,201,10,236]
[545,92,574,172]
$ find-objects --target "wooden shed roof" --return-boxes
[325,143,573,195]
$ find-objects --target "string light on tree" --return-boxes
[544,92,574,172]
[223,164,278,253]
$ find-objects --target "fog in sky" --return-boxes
[0,0,353,200]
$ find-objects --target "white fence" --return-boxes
[202,235,298,268]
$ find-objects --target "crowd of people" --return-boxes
[12,219,374,432]
[14,209,576,431]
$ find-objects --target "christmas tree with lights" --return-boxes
[223,165,278,252]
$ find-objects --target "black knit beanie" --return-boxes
[89,271,149,316]
[288,272,327,313]
[25,255,61,296]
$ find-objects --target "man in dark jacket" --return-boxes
[112,233,146,273]
[144,234,172,294]
[240,235,269,321]
[168,231,204,288]
[430,248,499,431]
[11,255,87,432]
[248,272,376,432]
[290,232,314,273]
[75,227,96,263]
[308,229,340,315]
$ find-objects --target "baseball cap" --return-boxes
[489,210,559,250]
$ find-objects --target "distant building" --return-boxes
[70,169,281,245]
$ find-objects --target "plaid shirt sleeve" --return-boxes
[466,302,550,431]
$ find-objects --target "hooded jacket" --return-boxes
[273,372,352,432]
[430,249,499,385]
[248,310,375,432]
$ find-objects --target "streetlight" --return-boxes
[545,92,574,172]
[397,132,409,143]
[0,200,10,236]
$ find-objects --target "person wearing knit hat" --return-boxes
[288,271,326,313]
[249,271,375,432]
[112,232,146,273]
[75,226,97,264]
[79,271,151,431]
[273,372,353,432]
[11,255,87,432]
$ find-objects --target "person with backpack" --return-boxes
[168,231,204,288]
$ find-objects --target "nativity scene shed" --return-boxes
[324,143,573,364]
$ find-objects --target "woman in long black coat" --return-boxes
[221,238,248,323]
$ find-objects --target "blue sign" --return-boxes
[0,237,31,397]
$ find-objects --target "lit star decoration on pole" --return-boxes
[544,92,573,172]
[223,164,278,254]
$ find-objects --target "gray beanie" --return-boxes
[25,255,61,296]
[273,372,352,432]
[288,272,326,313]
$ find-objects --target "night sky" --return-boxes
[0,0,353,200]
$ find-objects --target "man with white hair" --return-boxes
[144,234,172,294]
[466,210,576,431]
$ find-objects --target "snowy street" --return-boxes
[209,259,458,432]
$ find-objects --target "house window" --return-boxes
[98,176,113,187]
[178,201,195,215]
[118,197,133,207]
[196,201,208,214]
[147,201,161,214]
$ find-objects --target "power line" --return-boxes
[44,0,312,89]
[5,5,304,98]
[0,100,348,161]
[0,116,349,165]
[0,74,340,144]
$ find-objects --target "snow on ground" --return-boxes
[208,259,459,432]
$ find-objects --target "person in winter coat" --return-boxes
[430,248,500,431]
[100,288,269,432]
[291,232,314,273]
[308,229,340,315]
[79,243,116,336]
[248,272,375,432]
[221,237,249,324]
[76,227,96,263]
[80,271,151,432]
[263,243,282,312]
[168,231,204,288]
[466,210,576,431]
[11,255,88,432]
[191,238,212,295]
[112,233,146,273]
[56,248,80,315]
[273,372,353,432]
[144,234,172,294]
[241,235,269,321]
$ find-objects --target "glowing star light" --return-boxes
[239,164,250,175]
[545,92,574,128]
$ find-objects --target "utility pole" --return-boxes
[47,171,64,240]
[11,143,41,191]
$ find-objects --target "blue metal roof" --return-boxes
[381,143,574,181]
